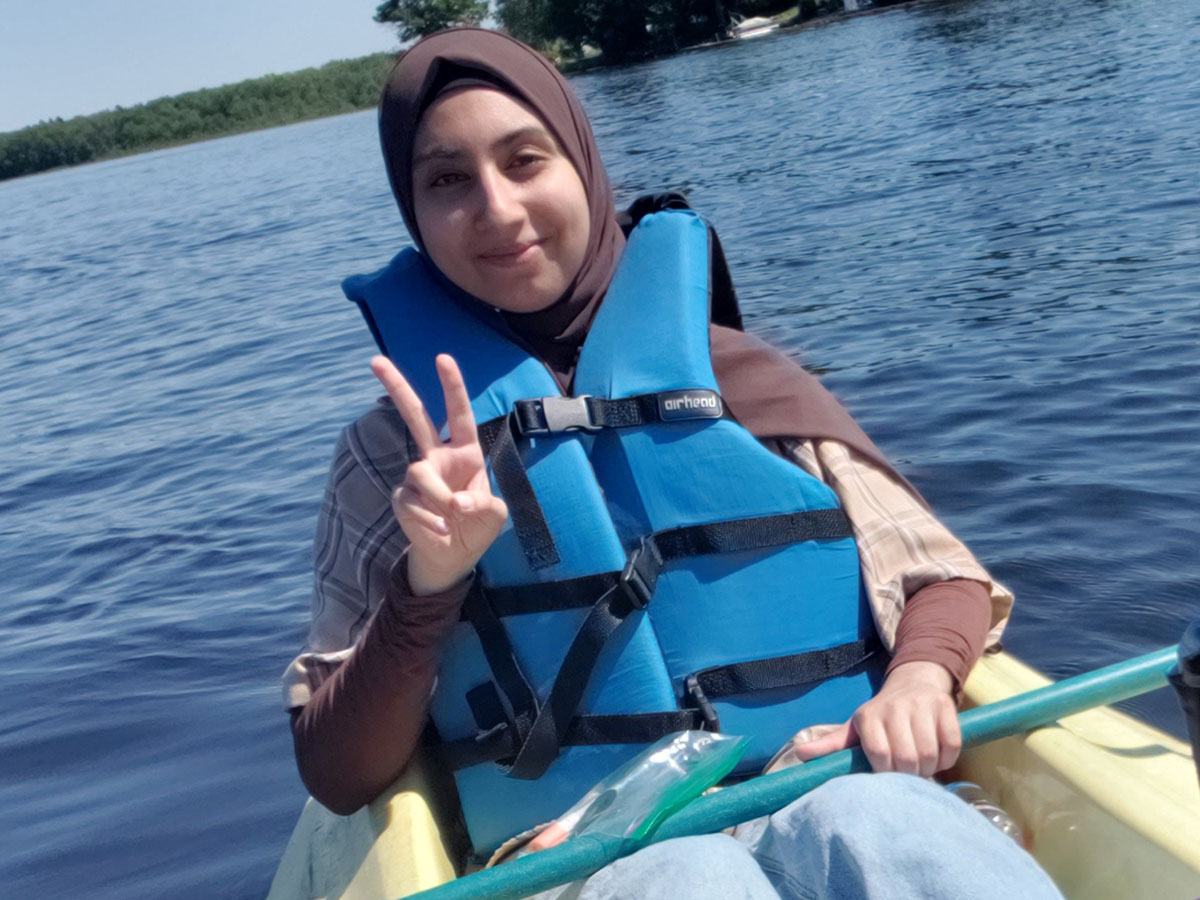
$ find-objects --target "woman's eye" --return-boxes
[429,172,466,188]
[512,153,545,170]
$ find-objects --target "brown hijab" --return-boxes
[378,28,908,484]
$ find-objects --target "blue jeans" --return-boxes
[534,773,1063,900]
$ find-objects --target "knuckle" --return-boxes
[892,751,918,771]
[860,735,889,770]
[867,750,892,773]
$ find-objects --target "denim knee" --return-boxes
[584,833,779,900]
[607,833,760,879]
[753,773,1063,900]
[776,772,954,831]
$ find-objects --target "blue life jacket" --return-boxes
[344,209,885,854]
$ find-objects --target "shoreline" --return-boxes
[3,3,923,183]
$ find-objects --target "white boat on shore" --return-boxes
[730,16,780,39]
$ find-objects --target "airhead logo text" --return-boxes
[658,390,724,421]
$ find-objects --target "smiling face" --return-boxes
[410,87,591,314]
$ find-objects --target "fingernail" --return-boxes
[454,493,475,513]
[433,517,450,535]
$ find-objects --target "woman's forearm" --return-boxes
[290,557,469,815]
[886,578,993,695]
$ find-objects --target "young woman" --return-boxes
[282,28,1062,899]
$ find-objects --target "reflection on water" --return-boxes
[1,0,1197,896]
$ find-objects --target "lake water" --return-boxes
[1,0,1197,896]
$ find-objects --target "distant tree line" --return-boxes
[374,0,808,65]
[5,0,845,183]
[0,54,396,183]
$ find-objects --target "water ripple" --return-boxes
[1,1,1198,897]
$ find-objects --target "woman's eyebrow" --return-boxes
[495,125,554,149]
[413,126,555,167]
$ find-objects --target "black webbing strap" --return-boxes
[461,581,538,742]
[462,509,854,621]
[436,710,702,771]
[506,583,638,780]
[476,413,559,570]
[653,509,854,561]
[563,711,700,745]
[436,713,517,771]
[505,390,732,437]
[456,508,856,780]
[618,509,856,607]
[477,571,620,618]
[469,389,739,569]
[693,635,884,699]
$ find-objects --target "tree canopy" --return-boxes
[374,0,490,42]
[499,0,734,62]
[495,0,804,63]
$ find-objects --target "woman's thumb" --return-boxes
[791,721,857,762]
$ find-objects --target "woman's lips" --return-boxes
[478,239,544,267]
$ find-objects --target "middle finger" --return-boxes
[883,716,921,776]
[436,354,479,448]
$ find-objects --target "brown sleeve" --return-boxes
[884,578,993,697]
[290,553,470,815]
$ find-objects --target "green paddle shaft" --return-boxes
[404,645,1178,900]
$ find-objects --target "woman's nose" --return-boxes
[474,168,522,227]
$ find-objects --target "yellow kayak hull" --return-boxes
[956,651,1200,900]
[267,756,457,900]
[268,652,1200,899]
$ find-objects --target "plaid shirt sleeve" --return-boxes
[282,400,412,710]
[779,438,1013,653]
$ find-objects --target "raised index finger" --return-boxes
[436,354,479,448]
[370,355,441,454]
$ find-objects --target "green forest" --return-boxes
[2,0,840,183]
[0,54,395,183]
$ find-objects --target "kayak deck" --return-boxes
[268,652,1200,900]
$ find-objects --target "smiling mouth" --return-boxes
[479,240,544,266]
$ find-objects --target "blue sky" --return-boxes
[0,0,403,133]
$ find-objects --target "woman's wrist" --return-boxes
[884,659,954,695]
[404,549,474,596]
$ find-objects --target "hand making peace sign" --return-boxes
[371,354,509,596]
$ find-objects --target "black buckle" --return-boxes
[618,539,660,610]
[519,396,598,436]
[685,675,722,732]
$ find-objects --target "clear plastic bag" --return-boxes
[526,730,749,852]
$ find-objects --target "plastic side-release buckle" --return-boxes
[525,395,598,435]
[685,674,722,732]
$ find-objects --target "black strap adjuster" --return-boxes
[618,538,662,609]
[685,674,722,732]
